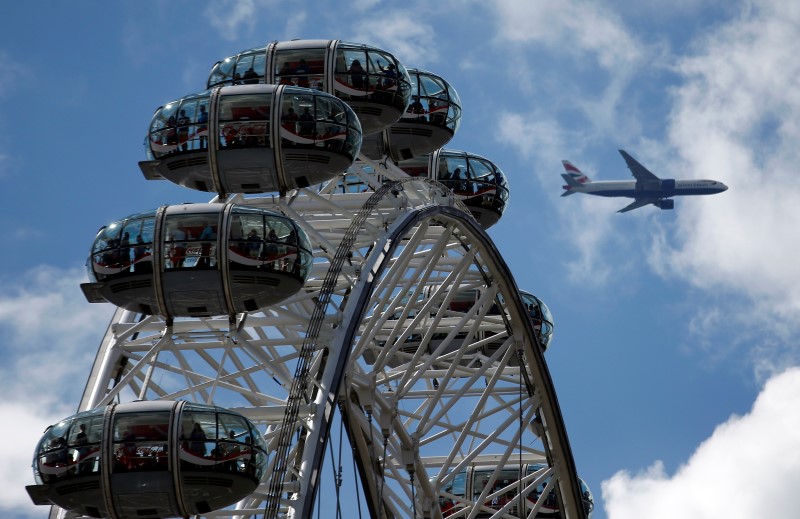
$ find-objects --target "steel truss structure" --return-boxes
[53,161,586,519]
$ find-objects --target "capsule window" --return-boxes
[274,49,325,90]
[366,50,396,89]
[280,93,315,143]
[249,421,266,451]
[218,94,271,149]
[175,100,197,152]
[163,214,219,270]
[126,217,155,271]
[180,410,218,462]
[229,212,263,258]
[450,470,467,497]
[418,75,443,98]
[66,413,103,476]
[92,223,122,255]
[439,156,471,194]
[218,413,249,442]
[314,96,347,151]
[336,49,369,93]
[218,413,251,467]
[235,52,265,84]
[38,419,70,457]
[91,223,125,279]
[470,159,495,183]
[154,103,180,155]
[227,210,309,276]
[209,57,236,87]
[112,411,170,473]
[472,470,492,500]
[421,77,450,126]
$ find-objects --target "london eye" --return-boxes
[27,39,591,519]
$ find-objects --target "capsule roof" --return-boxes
[206,39,412,135]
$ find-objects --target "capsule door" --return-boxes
[214,89,280,193]
[160,209,227,317]
[108,409,179,519]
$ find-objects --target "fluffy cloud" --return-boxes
[493,0,643,70]
[203,0,259,41]
[492,0,660,136]
[0,266,114,397]
[0,266,114,516]
[603,367,800,519]
[350,9,439,67]
[659,0,800,296]
[0,403,70,518]
[648,0,800,367]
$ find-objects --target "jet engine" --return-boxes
[656,199,674,210]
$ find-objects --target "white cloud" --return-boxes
[284,10,308,37]
[0,266,114,395]
[0,402,71,518]
[351,10,438,67]
[0,266,114,516]
[648,0,800,364]
[203,0,259,41]
[491,0,659,134]
[349,0,382,11]
[0,51,29,99]
[493,0,643,70]
[603,367,800,519]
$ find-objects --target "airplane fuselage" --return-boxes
[565,179,727,199]
[561,151,729,212]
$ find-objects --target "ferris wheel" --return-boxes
[27,40,591,519]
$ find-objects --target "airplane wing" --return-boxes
[617,198,656,213]
[619,149,660,183]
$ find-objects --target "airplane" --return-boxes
[560,149,728,213]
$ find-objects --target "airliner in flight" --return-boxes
[561,150,728,212]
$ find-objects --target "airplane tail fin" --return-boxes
[560,160,591,195]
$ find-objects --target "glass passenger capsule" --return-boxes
[439,464,593,519]
[398,149,510,228]
[207,40,412,135]
[360,68,462,161]
[139,84,362,195]
[520,291,554,351]
[26,400,268,519]
[80,203,313,318]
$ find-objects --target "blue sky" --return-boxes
[2,1,800,518]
